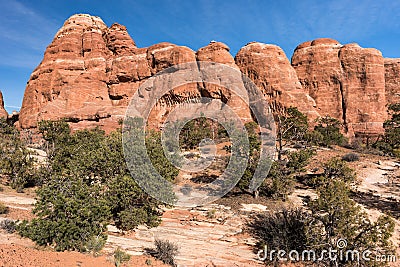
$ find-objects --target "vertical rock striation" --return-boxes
[292,38,387,138]
[384,58,400,106]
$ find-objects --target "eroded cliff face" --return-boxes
[384,58,400,107]
[19,14,198,132]
[19,14,317,132]
[18,14,400,138]
[235,42,320,121]
[20,15,256,132]
[292,38,387,138]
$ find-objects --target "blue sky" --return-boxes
[0,0,399,113]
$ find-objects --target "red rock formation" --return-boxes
[235,42,320,121]
[196,41,252,123]
[291,39,344,120]
[19,14,399,140]
[292,38,387,137]
[19,14,197,132]
[196,41,237,68]
[384,58,400,106]
[0,91,8,119]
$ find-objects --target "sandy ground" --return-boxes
[0,243,168,267]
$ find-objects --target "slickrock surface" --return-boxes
[105,205,264,267]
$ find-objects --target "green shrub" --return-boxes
[260,161,295,201]
[0,118,37,191]
[179,117,213,150]
[236,122,261,192]
[107,175,162,231]
[154,239,179,266]
[310,116,347,147]
[114,247,131,267]
[304,130,324,146]
[17,175,110,252]
[146,130,180,183]
[308,157,356,187]
[307,179,395,266]
[37,120,168,232]
[322,157,356,183]
[251,180,395,266]
[0,219,16,233]
[275,107,308,160]
[373,103,400,156]
[259,148,313,201]
[286,148,315,173]
[0,202,9,214]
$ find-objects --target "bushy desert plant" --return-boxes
[236,122,261,193]
[260,161,295,201]
[154,239,179,266]
[307,179,395,266]
[341,152,360,162]
[0,219,16,233]
[275,107,309,159]
[286,148,315,173]
[322,157,356,183]
[252,179,395,266]
[249,208,310,263]
[373,103,400,157]
[179,116,213,150]
[114,247,131,267]
[17,175,110,252]
[308,116,347,147]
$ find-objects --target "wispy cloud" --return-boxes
[5,105,21,109]
[0,0,59,68]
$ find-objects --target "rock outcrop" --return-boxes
[384,58,400,106]
[196,41,252,123]
[19,14,198,132]
[18,14,400,139]
[235,42,320,121]
[19,15,313,132]
[0,91,8,119]
[292,38,387,137]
